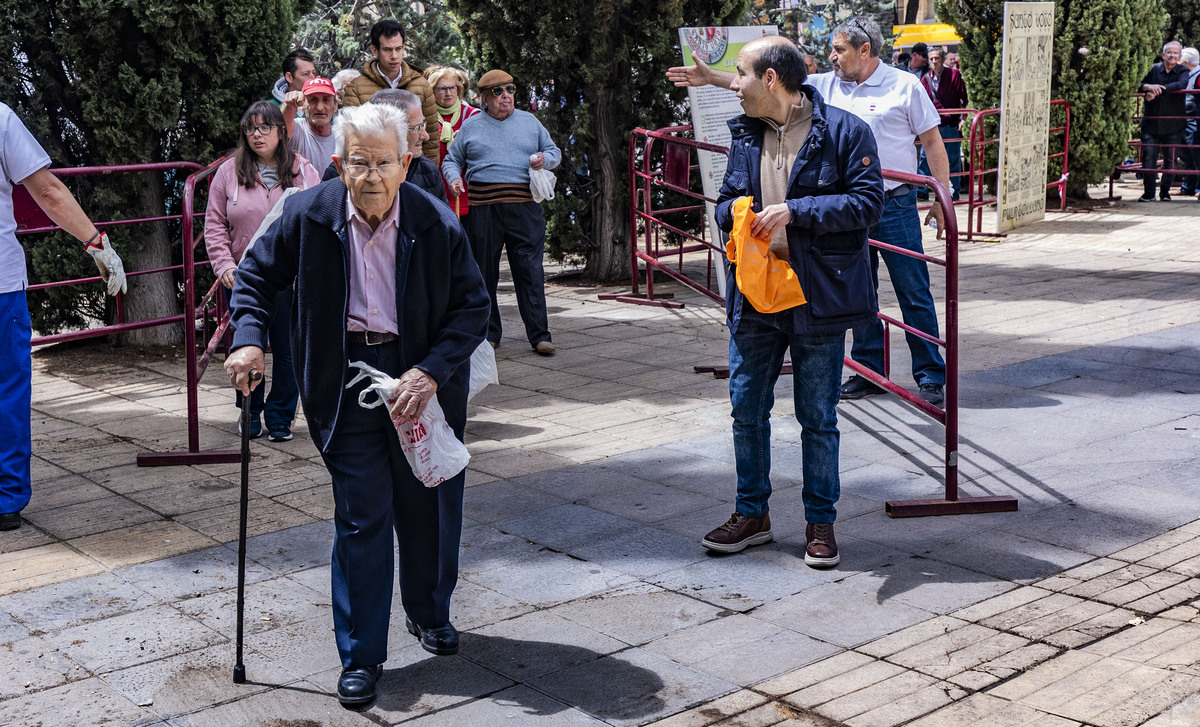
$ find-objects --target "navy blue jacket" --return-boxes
[230,179,489,452]
[322,155,451,206]
[715,87,884,335]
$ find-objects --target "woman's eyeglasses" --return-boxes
[243,125,277,137]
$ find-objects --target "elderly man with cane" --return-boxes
[224,102,489,710]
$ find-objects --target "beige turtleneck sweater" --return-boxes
[759,96,813,258]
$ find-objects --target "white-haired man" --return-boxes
[1139,41,1189,202]
[224,102,489,710]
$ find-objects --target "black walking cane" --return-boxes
[233,369,262,684]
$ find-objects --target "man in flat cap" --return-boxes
[442,70,561,355]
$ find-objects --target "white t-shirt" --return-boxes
[808,62,941,190]
[0,103,53,294]
[289,119,337,170]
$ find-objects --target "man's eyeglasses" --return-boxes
[343,161,403,180]
[243,125,277,137]
[487,84,516,97]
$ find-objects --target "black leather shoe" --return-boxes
[840,375,885,401]
[0,512,20,531]
[337,665,382,710]
[406,617,459,655]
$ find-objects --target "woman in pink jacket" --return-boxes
[205,101,319,441]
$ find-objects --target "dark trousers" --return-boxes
[1182,121,1199,195]
[1142,131,1184,197]
[462,201,550,347]
[226,287,298,429]
[0,291,31,515]
[321,340,465,668]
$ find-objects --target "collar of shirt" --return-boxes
[346,192,401,240]
[344,192,402,334]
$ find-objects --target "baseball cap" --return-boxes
[302,77,336,96]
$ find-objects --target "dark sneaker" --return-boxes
[238,414,263,439]
[702,512,773,553]
[1137,194,1156,202]
[918,383,945,407]
[805,522,840,568]
[268,426,293,442]
[840,375,885,400]
[1161,192,1173,202]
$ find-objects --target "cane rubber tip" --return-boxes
[233,665,246,684]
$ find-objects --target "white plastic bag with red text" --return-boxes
[346,361,470,487]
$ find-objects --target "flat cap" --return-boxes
[477,69,514,89]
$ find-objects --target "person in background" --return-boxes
[341,19,439,160]
[1177,47,1200,197]
[270,48,316,108]
[321,89,449,205]
[908,42,929,80]
[205,101,320,442]
[1,102,127,531]
[918,47,969,200]
[284,76,339,170]
[945,52,960,71]
[895,51,911,70]
[802,53,818,76]
[442,69,561,355]
[426,65,481,215]
[1138,41,1189,202]
[331,69,362,107]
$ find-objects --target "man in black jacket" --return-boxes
[1139,41,1189,202]
[322,89,450,206]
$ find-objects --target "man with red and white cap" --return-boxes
[284,76,339,168]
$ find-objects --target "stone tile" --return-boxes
[948,642,1063,691]
[448,578,535,632]
[648,554,825,612]
[782,660,908,710]
[928,530,1093,584]
[232,519,335,575]
[0,572,159,634]
[114,546,274,603]
[988,650,1104,702]
[952,586,1055,624]
[549,582,724,646]
[645,613,841,686]
[98,642,298,719]
[0,521,55,555]
[401,685,609,725]
[528,647,738,727]
[171,573,331,638]
[755,580,936,649]
[567,523,711,578]
[754,651,877,698]
[813,669,941,722]
[462,478,569,524]
[466,549,636,607]
[845,680,967,727]
[1108,529,1200,566]
[857,615,969,659]
[998,503,1164,558]
[1040,607,1139,649]
[837,556,1016,616]
[0,543,106,596]
[0,635,87,700]
[493,503,643,551]
[241,616,341,678]
[643,689,769,727]
[45,604,225,674]
[21,475,111,515]
[1018,656,1147,713]
[1034,558,1128,593]
[167,677,377,726]
[457,524,549,576]
[68,520,218,570]
[1080,617,1180,657]
[458,610,626,680]
[1142,690,1200,726]
[173,497,318,543]
[1126,578,1200,615]
[1011,599,1124,642]
[20,495,162,542]
[887,623,1030,680]
[0,609,30,645]
[0,677,157,726]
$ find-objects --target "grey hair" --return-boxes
[833,16,883,58]
[1183,47,1200,67]
[1165,40,1183,53]
[370,88,422,115]
[333,103,409,160]
[331,69,361,93]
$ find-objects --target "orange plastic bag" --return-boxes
[725,196,806,313]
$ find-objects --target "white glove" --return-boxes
[85,231,128,296]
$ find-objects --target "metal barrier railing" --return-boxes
[1109,89,1200,199]
[138,153,239,467]
[16,162,206,346]
[965,100,1072,240]
[913,107,978,210]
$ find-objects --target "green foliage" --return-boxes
[749,1,896,73]
[937,0,1167,197]
[1,0,312,335]
[1165,9,1200,50]
[448,0,748,281]
[294,1,465,75]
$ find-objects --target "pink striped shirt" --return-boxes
[345,194,400,333]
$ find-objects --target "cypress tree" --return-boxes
[447,0,748,282]
[1,1,311,342]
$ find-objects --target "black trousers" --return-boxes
[462,201,551,347]
[322,340,465,668]
[1142,131,1184,196]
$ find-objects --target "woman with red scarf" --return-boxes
[426,66,481,215]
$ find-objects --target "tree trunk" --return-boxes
[117,171,181,346]
[584,87,631,283]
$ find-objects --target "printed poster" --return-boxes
[678,25,779,296]
[996,2,1055,233]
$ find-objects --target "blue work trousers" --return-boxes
[0,291,32,515]
[729,310,844,524]
[849,190,946,387]
[321,340,464,668]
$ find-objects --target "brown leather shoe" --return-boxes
[805,522,840,568]
[702,512,773,553]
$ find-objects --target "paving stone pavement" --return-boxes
[1,188,1199,725]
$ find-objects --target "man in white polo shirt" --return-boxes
[668,16,951,406]
[0,103,127,532]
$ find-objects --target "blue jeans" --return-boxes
[226,287,298,429]
[918,124,963,199]
[0,291,32,514]
[729,310,843,524]
[850,190,946,386]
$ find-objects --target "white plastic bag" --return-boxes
[467,340,499,401]
[346,361,470,487]
[529,154,556,202]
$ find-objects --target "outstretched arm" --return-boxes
[666,55,736,90]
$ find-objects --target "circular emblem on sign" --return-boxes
[683,27,730,65]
